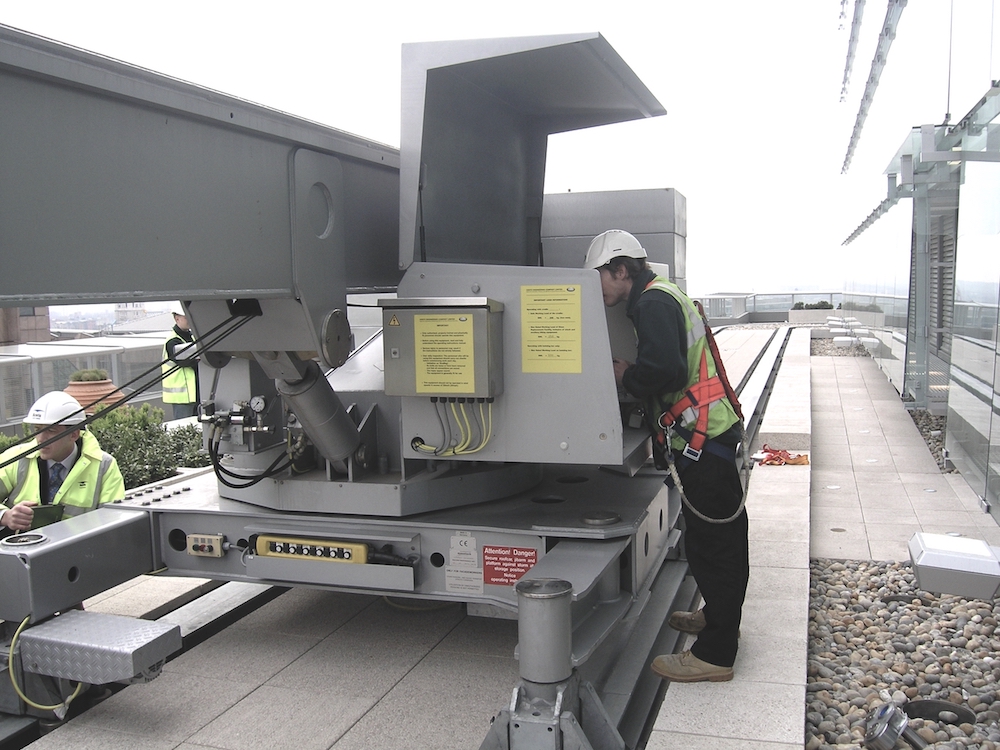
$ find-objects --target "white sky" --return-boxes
[3,0,999,295]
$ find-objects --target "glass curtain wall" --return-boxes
[947,160,1000,509]
[843,205,912,392]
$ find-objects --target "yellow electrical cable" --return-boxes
[414,399,494,456]
[461,401,493,454]
[478,401,493,451]
[448,402,468,453]
[8,615,84,713]
[458,403,473,452]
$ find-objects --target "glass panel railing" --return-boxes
[949,160,1000,511]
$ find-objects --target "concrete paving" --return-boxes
[24,335,999,750]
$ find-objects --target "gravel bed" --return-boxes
[810,337,872,357]
[807,559,1000,749]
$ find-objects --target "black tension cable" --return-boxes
[0,313,255,473]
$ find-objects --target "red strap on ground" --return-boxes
[758,443,810,466]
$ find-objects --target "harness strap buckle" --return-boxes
[681,444,702,461]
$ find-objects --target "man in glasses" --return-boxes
[0,391,124,532]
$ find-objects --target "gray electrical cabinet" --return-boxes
[381,298,504,399]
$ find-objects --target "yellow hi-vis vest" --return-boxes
[641,276,740,454]
[162,339,197,404]
[0,430,125,517]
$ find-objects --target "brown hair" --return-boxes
[607,256,648,280]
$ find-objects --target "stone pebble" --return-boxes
[806,558,1000,748]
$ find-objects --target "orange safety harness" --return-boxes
[649,296,751,524]
[652,296,744,462]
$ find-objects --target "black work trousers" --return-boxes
[674,450,749,668]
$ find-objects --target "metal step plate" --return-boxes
[18,610,181,684]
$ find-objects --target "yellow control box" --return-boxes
[254,535,368,564]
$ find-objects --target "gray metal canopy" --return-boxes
[399,33,666,270]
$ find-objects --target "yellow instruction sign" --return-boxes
[415,314,475,393]
[521,285,582,373]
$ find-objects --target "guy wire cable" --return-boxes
[0,313,254,468]
[0,313,256,473]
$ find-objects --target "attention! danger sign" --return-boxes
[483,545,537,585]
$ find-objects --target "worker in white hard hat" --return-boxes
[584,229,748,683]
[0,391,125,532]
[162,306,199,419]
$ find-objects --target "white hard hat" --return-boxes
[583,230,647,269]
[24,391,86,426]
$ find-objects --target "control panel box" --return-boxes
[254,534,368,564]
[187,533,225,558]
[380,297,503,399]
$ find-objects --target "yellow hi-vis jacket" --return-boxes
[162,334,197,404]
[642,276,740,453]
[0,430,125,517]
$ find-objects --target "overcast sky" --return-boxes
[3,0,999,295]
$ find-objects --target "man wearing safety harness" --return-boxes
[585,229,749,683]
[0,392,125,533]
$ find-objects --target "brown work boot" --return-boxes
[667,608,706,634]
[650,650,734,682]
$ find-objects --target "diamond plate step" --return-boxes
[18,610,181,684]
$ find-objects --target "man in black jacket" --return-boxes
[161,309,199,419]
[584,229,748,683]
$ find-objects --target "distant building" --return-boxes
[115,302,147,323]
[110,311,174,334]
[0,306,51,344]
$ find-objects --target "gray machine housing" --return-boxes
[542,188,688,291]
[0,25,700,749]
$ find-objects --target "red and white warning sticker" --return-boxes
[483,545,537,586]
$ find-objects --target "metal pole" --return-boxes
[515,578,573,684]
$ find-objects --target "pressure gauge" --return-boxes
[249,396,266,413]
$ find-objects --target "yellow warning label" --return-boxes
[388,314,400,326]
[415,314,475,393]
[521,285,582,374]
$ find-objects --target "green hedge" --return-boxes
[0,404,209,490]
[0,432,19,453]
[791,300,834,310]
